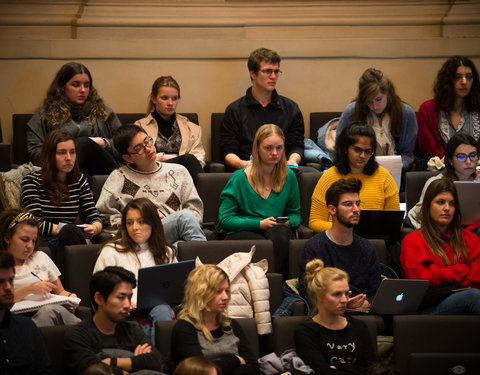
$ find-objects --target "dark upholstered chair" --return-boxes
[91,174,108,203]
[155,317,259,361]
[177,240,282,313]
[0,119,10,172]
[206,112,226,172]
[40,324,74,375]
[289,239,308,279]
[195,172,232,239]
[309,112,342,142]
[394,315,480,375]
[271,315,378,357]
[62,244,102,308]
[297,171,322,239]
[404,171,439,213]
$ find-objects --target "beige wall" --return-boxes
[1,0,480,159]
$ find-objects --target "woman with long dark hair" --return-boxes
[171,265,259,375]
[295,259,376,374]
[218,124,301,278]
[310,122,399,232]
[27,62,121,175]
[337,68,417,170]
[401,178,480,314]
[135,75,205,180]
[408,133,480,228]
[21,129,102,264]
[417,56,480,160]
[94,197,177,337]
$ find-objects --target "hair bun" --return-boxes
[305,258,324,284]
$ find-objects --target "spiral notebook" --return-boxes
[11,293,81,314]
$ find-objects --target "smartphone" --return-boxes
[276,216,289,223]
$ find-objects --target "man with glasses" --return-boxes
[96,124,206,242]
[221,47,306,170]
[298,178,381,311]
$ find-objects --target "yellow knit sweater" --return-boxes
[309,166,400,232]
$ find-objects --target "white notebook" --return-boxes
[11,293,81,314]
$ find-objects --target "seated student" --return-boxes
[96,124,206,243]
[135,75,205,182]
[173,357,220,375]
[299,178,381,310]
[94,197,177,337]
[417,56,480,160]
[171,264,259,375]
[408,133,480,229]
[0,209,80,327]
[401,178,480,314]
[64,266,164,375]
[310,122,399,233]
[336,68,417,171]
[27,62,121,175]
[0,251,56,374]
[21,129,103,267]
[218,124,301,279]
[295,259,376,374]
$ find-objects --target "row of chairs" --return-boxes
[0,112,340,172]
[39,313,480,375]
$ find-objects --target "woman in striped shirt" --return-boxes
[21,129,102,267]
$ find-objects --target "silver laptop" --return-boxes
[454,181,480,225]
[136,259,195,311]
[347,279,429,315]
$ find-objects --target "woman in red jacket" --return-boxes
[417,56,480,160]
[401,178,480,314]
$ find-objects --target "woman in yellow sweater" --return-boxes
[310,121,399,232]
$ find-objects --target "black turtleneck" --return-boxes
[151,111,176,139]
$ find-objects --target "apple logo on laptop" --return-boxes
[396,293,404,302]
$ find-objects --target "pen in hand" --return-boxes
[30,272,43,281]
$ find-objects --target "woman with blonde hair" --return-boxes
[27,62,121,175]
[336,67,417,171]
[295,259,376,374]
[218,124,301,278]
[135,75,205,181]
[171,265,259,375]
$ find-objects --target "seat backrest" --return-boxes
[195,173,232,224]
[211,113,225,163]
[298,171,322,227]
[368,238,388,265]
[12,113,33,165]
[394,315,480,375]
[155,317,259,364]
[309,112,342,141]
[177,239,275,272]
[91,174,109,203]
[405,171,439,212]
[117,113,199,126]
[40,324,74,375]
[289,239,308,279]
[62,244,102,307]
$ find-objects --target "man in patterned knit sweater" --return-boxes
[96,124,206,242]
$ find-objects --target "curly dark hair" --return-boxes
[334,121,379,175]
[40,62,108,127]
[433,56,480,112]
[353,68,405,138]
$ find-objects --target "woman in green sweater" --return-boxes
[218,124,301,279]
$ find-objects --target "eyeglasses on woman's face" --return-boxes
[455,152,478,162]
[351,145,374,156]
[129,136,154,155]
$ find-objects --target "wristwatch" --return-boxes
[110,357,117,367]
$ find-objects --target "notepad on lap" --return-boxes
[11,293,81,314]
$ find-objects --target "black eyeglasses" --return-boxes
[455,152,478,162]
[259,69,282,76]
[129,136,154,155]
[351,146,374,156]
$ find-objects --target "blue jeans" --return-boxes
[422,288,480,315]
[161,210,206,243]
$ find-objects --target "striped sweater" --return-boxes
[21,171,101,237]
[309,165,400,232]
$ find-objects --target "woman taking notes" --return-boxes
[171,264,259,375]
[295,259,376,374]
[218,124,301,278]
